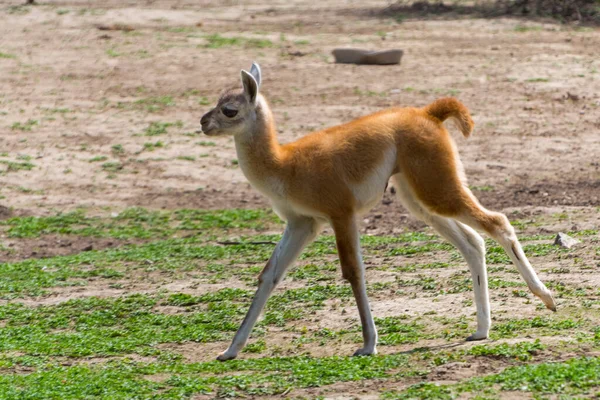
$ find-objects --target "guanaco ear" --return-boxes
[249,62,261,87]
[241,69,259,105]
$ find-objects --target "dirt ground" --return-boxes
[1,0,599,216]
[0,0,599,398]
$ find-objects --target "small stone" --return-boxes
[553,232,580,249]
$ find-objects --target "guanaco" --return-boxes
[200,62,556,361]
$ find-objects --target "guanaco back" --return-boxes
[200,62,556,361]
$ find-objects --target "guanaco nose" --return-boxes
[200,112,210,126]
[199,111,212,133]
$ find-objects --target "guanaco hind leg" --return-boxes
[392,174,491,340]
[453,197,556,311]
[393,172,556,315]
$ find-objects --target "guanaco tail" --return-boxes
[200,62,556,361]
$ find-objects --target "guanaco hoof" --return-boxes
[466,333,488,341]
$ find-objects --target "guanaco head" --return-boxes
[200,62,262,136]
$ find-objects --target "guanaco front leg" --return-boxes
[217,216,321,361]
[331,216,378,356]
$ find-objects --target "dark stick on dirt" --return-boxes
[217,241,277,246]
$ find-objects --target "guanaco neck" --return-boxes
[233,96,282,184]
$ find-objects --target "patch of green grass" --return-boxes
[299,232,441,260]
[376,316,425,345]
[386,356,600,399]
[392,262,450,272]
[6,5,31,15]
[0,201,596,397]
[546,280,589,298]
[488,278,525,289]
[106,48,120,58]
[397,276,439,291]
[177,155,196,162]
[469,185,494,192]
[514,24,543,32]
[264,285,353,326]
[0,294,244,357]
[14,186,42,194]
[491,316,581,339]
[570,229,598,237]
[467,340,544,361]
[0,52,16,59]
[202,34,273,49]
[1,208,279,241]
[89,156,108,162]
[10,119,38,131]
[45,107,72,114]
[111,144,125,156]
[0,223,284,296]
[353,88,387,97]
[142,141,164,151]
[526,77,550,82]
[288,263,336,282]
[0,352,411,398]
[486,243,564,264]
[243,339,266,353]
[167,26,196,33]
[0,160,35,174]
[144,121,182,136]
[0,283,392,361]
[134,49,151,59]
[513,289,529,297]
[0,250,130,298]
[388,242,453,257]
[133,96,175,112]
[173,208,279,231]
[101,161,123,172]
[0,363,162,399]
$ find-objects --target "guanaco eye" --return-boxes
[221,105,238,118]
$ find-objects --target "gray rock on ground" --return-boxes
[553,232,580,248]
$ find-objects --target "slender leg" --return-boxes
[432,219,490,340]
[331,215,378,356]
[217,216,321,361]
[454,202,556,312]
[392,174,491,340]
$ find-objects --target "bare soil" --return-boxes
[0,0,599,398]
[0,0,598,217]
[0,234,144,261]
